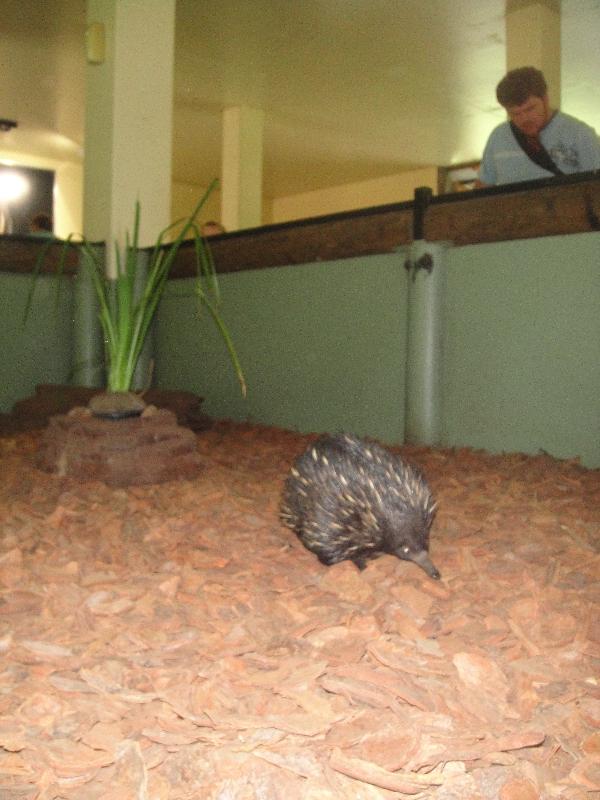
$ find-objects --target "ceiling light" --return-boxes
[0,170,30,204]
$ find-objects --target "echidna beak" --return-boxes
[411,550,441,580]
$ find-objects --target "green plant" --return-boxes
[25,179,245,397]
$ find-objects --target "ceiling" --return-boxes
[2,0,599,200]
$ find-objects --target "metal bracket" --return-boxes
[584,192,600,230]
[404,252,434,281]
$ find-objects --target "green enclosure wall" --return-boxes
[155,231,600,467]
[2,231,598,467]
[443,234,600,467]
[0,273,74,414]
[155,254,408,444]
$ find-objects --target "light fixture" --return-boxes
[0,170,30,204]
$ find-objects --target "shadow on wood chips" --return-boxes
[0,420,598,799]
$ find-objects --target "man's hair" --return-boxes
[31,212,53,232]
[496,66,547,107]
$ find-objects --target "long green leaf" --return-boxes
[197,289,247,397]
[23,235,80,326]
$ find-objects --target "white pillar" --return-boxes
[84,0,176,265]
[506,0,561,108]
[221,106,264,231]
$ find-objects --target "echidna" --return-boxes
[280,433,440,579]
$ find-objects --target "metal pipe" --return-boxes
[404,234,448,445]
[72,249,104,387]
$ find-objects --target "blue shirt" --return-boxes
[479,111,600,185]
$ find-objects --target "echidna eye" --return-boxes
[402,546,410,554]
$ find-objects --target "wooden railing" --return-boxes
[1,171,598,277]
[171,170,600,276]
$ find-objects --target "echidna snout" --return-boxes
[396,546,441,580]
[280,433,441,580]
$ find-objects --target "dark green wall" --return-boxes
[2,231,598,468]
[0,272,74,413]
[155,254,408,443]
[443,233,600,466]
[155,232,600,467]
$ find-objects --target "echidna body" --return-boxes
[280,433,440,579]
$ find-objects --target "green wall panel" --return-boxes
[443,233,600,466]
[156,232,600,467]
[155,253,408,443]
[1,272,74,413]
[4,229,592,467]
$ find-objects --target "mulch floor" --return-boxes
[0,419,598,799]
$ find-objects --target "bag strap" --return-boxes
[510,121,564,176]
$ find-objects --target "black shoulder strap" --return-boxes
[510,121,564,176]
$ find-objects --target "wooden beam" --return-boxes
[1,173,598,277]
[184,172,600,276]
[170,205,414,277]
[425,175,600,245]
[0,237,80,275]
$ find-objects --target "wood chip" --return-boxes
[0,420,598,798]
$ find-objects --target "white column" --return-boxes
[84,0,176,267]
[506,0,561,108]
[221,106,264,231]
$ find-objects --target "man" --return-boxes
[201,220,226,237]
[29,212,55,237]
[478,66,600,186]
